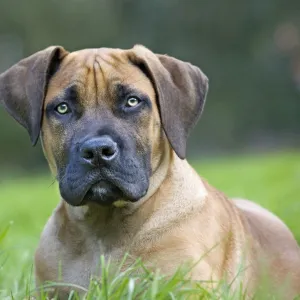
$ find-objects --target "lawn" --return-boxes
[0,150,299,299]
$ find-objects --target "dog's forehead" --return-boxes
[67,48,128,67]
[45,48,155,104]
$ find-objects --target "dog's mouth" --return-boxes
[79,176,148,206]
[59,163,150,207]
[83,180,125,206]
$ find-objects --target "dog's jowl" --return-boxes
[0,45,300,298]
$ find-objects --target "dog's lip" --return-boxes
[82,179,122,204]
[108,177,148,202]
[60,168,149,206]
[82,178,148,204]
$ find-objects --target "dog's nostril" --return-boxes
[101,146,116,158]
[82,149,94,160]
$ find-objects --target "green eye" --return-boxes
[55,103,70,115]
[126,97,141,107]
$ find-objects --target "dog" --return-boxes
[0,45,300,298]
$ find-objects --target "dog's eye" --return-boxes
[55,103,70,115]
[126,97,141,108]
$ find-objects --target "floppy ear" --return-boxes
[0,46,68,145]
[127,45,209,159]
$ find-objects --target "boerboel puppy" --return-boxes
[0,45,300,298]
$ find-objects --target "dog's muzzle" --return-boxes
[59,134,149,207]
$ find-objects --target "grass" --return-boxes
[0,150,299,299]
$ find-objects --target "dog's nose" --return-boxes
[80,136,118,165]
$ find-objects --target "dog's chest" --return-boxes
[57,235,126,288]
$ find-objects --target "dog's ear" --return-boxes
[128,45,209,159]
[0,46,68,145]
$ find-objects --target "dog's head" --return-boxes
[0,45,208,206]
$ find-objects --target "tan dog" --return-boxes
[0,45,300,298]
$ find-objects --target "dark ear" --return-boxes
[128,45,209,159]
[0,46,68,145]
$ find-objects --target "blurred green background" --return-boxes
[0,0,300,296]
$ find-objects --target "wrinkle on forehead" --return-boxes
[45,48,155,106]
